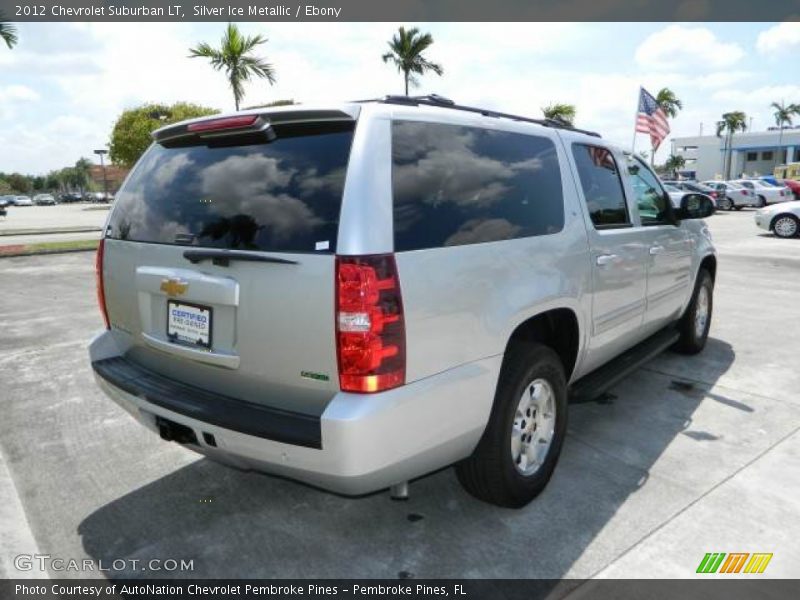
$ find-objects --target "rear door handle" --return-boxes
[649,245,665,256]
[596,254,618,266]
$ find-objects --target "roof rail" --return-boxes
[355,94,601,138]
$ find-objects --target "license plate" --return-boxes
[167,301,212,348]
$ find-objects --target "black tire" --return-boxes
[456,343,568,508]
[734,205,744,211]
[758,195,767,208]
[772,214,800,239]
[674,269,713,355]
[721,197,734,211]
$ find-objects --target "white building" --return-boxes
[671,128,800,181]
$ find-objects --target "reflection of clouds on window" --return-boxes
[297,166,346,197]
[153,153,194,190]
[445,219,522,247]
[200,154,322,245]
[391,121,564,251]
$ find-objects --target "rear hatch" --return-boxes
[102,108,359,416]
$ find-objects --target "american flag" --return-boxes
[636,87,670,151]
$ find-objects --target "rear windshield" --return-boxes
[107,121,355,253]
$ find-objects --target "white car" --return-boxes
[734,179,791,207]
[14,195,33,206]
[701,181,755,211]
[754,200,800,238]
[663,184,685,208]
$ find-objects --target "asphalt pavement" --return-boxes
[0,209,798,581]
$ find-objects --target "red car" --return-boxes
[780,178,800,200]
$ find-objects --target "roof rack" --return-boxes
[355,94,601,138]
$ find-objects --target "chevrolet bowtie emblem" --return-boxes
[160,278,189,297]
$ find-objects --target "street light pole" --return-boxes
[94,149,109,200]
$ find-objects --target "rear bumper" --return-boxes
[89,330,501,495]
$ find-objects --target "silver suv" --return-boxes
[89,96,716,507]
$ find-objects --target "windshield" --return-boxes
[107,121,355,253]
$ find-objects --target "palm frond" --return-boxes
[0,21,19,49]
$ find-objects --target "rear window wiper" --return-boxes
[183,249,299,267]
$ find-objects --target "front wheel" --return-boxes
[773,214,800,238]
[721,197,734,211]
[675,269,713,355]
[456,343,567,508]
[758,195,767,208]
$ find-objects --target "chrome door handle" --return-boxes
[596,254,618,266]
[649,245,665,255]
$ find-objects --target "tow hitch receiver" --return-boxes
[156,416,198,446]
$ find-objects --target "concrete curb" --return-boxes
[0,451,47,578]
[0,226,102,237]
[0,246,98,259]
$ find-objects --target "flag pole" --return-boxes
[631,86,641,153]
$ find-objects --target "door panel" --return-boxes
[568,143,648,374]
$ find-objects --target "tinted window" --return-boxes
[572,144,630,228]
[391,121,564,251]
[625,155,671,225]
[107,122,355,253]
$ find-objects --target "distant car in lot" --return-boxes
[754,200,800,238]
[778,178,800,199]
[0,194,16,207]
[13,195,33,206]
[701,181,755,211]
[664,184,715,212]
[733,179,791,207]
[663,181,721,205]
[86,191,113,203]
[59,192,83,203]
[33,193,57,206]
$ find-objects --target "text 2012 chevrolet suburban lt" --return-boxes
[89,96,716,507]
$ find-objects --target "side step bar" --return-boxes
[570,327,680,403]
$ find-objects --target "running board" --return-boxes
[569,327,680,404]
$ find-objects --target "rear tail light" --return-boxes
[95,238,110,329]
[335,254,405,393]
[742,190,749,195]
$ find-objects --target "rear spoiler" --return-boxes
[152,109,357,147]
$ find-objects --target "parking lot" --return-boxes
[1,209,798,580]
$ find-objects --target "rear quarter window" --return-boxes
[107,121,355,253]
[391,120,564,251]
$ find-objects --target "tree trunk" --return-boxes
[776,126,784,170]
[404,71,409,96]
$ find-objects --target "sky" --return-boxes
[1,21,799,175]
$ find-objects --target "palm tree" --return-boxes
[73,157,92,196]
[665,154,686,179]
[0,21,18,49]
[382,26,443,96]
[655,88,683,119]
[541,103,576,126]
[716,111,747,179]
[189,23,276,111]
[770,101,800,167]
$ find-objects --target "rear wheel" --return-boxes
[721,197,734,211]
[675,269,713,354]
[456,343,567,508]
[773,214,800,238]
[758,195,767,208]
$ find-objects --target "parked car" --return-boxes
[663,184,715,212]
[13,195,33,206]
[59,192,83,203]
[700,181,755,210]
[33,193,57,205]
[87,191,113,203]
[733,179,791,207]
[89,97,716,507]
[0,198,7,216]
[664,180,720,205]
[778,178,800,200]
[0,194,16,207]
[754,200,800,238]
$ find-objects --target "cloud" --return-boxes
[756,22,800,55]
[0,84,40,103]
[635,25,744,71]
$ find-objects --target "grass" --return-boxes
[0,238,99,257]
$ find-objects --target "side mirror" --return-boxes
[676,193,715,220]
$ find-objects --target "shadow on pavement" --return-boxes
[77,339,735,580]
